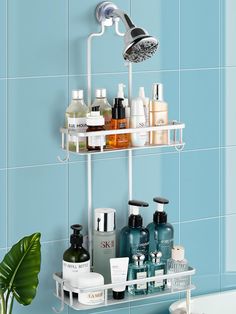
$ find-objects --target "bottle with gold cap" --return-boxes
[149,83,168,145]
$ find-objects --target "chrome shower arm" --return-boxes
[108,9,135,30]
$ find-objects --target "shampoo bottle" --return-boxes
[93,208,116,283]
[149,83,168,145]
[119,200,149,261]
[63,225,90,292]
[147,197,174,264]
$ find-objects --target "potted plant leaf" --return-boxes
[0,232,41,314]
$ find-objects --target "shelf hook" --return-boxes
[175,144,185,152]
[57,151,70,163]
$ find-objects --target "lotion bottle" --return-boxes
[63,225,90,292]
[149,83,168,145]
[130,98,146,147]
[117,83,130,128]
[138,87,150,144]
[93,208,116,283]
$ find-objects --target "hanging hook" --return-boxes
[57,151,70,163]
[175,143,185,152]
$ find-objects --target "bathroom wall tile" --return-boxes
[180,218,220,276]
[0,80,6,169]
[0,170,6,249]
[131,0,179,71]
[130,299,175,314]
[180,149,220,221]
[191,275,221,296]
[220,68,236,147]
[93,157,129,232]
[180,70,219,150]
[220,0,236,66]
[221,147,236,215]
[13,240,68,314]
[0,249,6,262]
[69,0,130,75]
[8,0,68,77]
[180,0,220,68]
[133,152,179,225]
[132,71,179,121]
[8,77,67,167]
[0,0,6,77]
[7,164,68,245]
[220,215,236,291]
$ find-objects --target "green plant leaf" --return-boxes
[0,233,41,306]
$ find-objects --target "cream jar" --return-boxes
[77,272,104,305]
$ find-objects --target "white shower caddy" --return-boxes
[53,2,195,313]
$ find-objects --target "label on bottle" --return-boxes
[132,241,149,259]
[154,269,164,287]
[136,271,147,290]
[152,111,168,144]
[88,135,105,148]
[99,240,115,249]
[158,239,173,261]
[63,260,90,289]
[67,117,87,148]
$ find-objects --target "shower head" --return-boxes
[96,2,158,63]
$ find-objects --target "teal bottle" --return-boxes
[128,253,148,295]
[119,200,149,262]
[147,197,174,264]
[147,251,166,293]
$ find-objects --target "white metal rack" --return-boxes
[54,2,192,313]
[53,267,196,313]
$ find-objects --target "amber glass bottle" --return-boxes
[108,98,129,149]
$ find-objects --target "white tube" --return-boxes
[110,257,129,299]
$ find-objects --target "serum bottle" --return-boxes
[128,253,148,295]
[148,251,166,293]
[93,208,116,283]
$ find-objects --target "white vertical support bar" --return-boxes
[180,128,183,144]
[128,62,132,105]
[128,149,133,201]
[62,133,64,149]
[186,289,191,314]
[87,154,93,262]
[104,289,108,305]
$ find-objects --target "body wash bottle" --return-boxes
[93,208,116,283]
[63,225,90,293]
[128,253,148,295]
[65,90,88,151]
[148,251,166,293]
[119,200,149,261]
[149,83,168,145]
[147,197,174,265]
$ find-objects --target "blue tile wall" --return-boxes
[0,1,235,314]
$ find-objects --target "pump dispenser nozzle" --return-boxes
[117,83,126,99]
[70,224,83,246]
[153,197,169,224]
[128,200,149,228]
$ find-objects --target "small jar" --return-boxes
[86,111,106,151]
[77,272,104,305]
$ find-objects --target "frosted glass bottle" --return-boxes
[128,253,148,295]
[91,88,112,131]
[65,90,88,151]
[147,251,166,293]
[167,246,189,290]
[93,208,116,284]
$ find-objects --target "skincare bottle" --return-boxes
[128,253,148,295]
[63,225,90,292]
[117,83,130,128]
[119,200,149,261]
[65,90,88,151]
[167,246,189,290]
[149,83,168,145]
[93,208,116,283]
[148,251,166,292]
[86,108,106,151]
[138,87,150,144]
[147,197,174,264]
[108,98,129,149]
[130,98,146,147]
[91,88,112,131]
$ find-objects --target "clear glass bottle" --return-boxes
[119,200,149,262]
[147,197,174,265]
[91,88,112,131]
[167,246,189,290]
[128,253,148,295]
[93,208,116,284]
[65,90,88,151]
[147,251,166,293]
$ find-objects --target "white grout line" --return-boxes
[178,0,181,245]
[5,0,8,250]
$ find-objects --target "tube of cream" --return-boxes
[110,257,129,300]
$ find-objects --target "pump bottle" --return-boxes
[117,83,130,128]
[119,200,149,261]
[147,197,174,264]
[63,224,90,291]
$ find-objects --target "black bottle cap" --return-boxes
[128,200,149,207]
[153,211,167,224]
[113,290,125,300]
[153,197,169,204]
[128,200,149,228]
[92,106,99,111]
[112,98,125,120]
[70,224,83,246]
